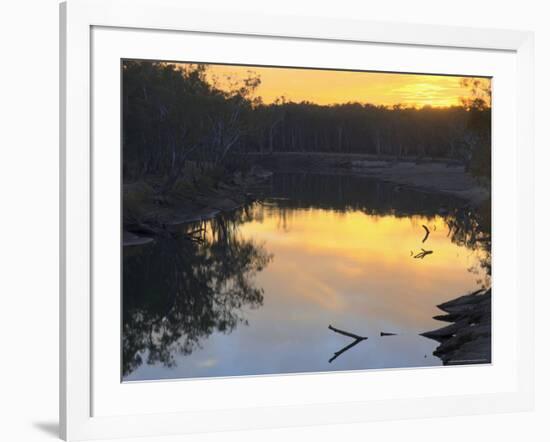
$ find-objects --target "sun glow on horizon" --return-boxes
[174,62,491,108]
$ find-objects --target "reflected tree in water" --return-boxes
[254,173,461,217]
[122,213,272,377]
[251,172,491,287]
[445,200,491,286]
[422,201,492,364]
[248,173,466,234]
[123,172,492,377]
[253,173,490,271]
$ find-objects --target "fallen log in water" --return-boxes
[329,324,367,340]
[328,325,368,363]
[421,288,491,365]
[421,224,430,243]
[414,248,433,259]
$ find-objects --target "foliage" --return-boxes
[122,61,260,188]
[122,61,492,189]
[243,102,476,161]
[459,78,492,179]
[445,199,491,286]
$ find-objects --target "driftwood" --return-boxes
[421,224,430,243]
[414,248,433,259]
[329,325,366,340]
[328,325,368,363]
[329,339,365,363]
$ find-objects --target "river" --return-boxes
[122,173,490,381]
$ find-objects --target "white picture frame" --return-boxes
[60,0,534,440]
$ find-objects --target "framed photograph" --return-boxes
[60,0,534,440]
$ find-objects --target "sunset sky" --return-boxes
[178,63,491,108]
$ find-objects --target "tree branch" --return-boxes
[422,224,430,243]
[328,325,367,340]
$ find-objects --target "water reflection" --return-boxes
[122,214,272,377]
[255,173,463,216]
[122,173,490,381]
[446,202,491,287]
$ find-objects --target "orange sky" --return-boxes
[177,63,491,108]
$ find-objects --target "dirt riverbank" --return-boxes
[242,152,489,206]
[122,166,272,246]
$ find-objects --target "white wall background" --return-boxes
[0,1,547,441]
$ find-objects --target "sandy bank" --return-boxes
[350,161,489,206]
[244,153,489,206]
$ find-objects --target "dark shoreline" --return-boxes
[123,167,272,247]
[122,166,492,369]
[421,288,492,365]
[123,160,490,247]
[241,153,490,206]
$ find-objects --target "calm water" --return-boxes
[122,173,489,381]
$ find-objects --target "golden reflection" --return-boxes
[239,207,485,332]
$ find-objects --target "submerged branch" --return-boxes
[421,224,430,243]
[329,338,366,363]
[328,325,368,363]
[328,325,367,340]
[414,248,433,259]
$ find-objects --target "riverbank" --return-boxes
[240,152,489,206]
[350,161,489,205]
[421,288,491,365]
[123,166,272,246]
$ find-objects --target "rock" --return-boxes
[166,209,221,226]
[250,165,273,179]
[123,230,154,247]
[421,319,470,341]
[421,288,491,365]
[437,289,488,311]
[195,195,241,212]
[445,336,492,365]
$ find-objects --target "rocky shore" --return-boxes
[421,288,491,365]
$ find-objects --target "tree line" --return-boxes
[122,61,491,187]
[246,102,481,159]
